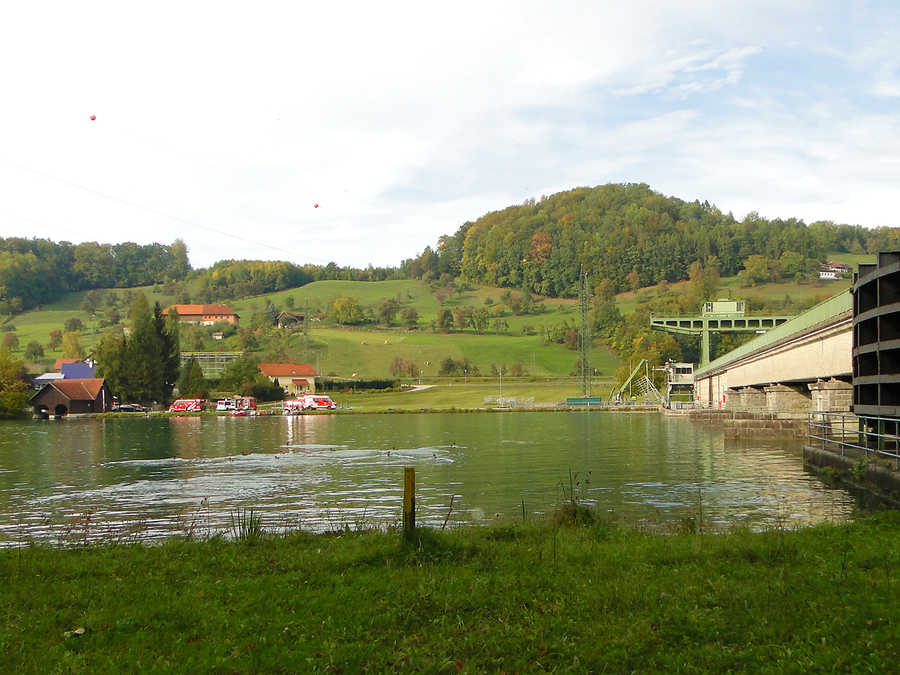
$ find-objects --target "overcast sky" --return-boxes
[2,1,899,269]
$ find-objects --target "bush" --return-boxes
[438,357,479,377]
[249,378,285,402]
[318,378,397,392]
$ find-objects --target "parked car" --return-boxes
[215,399,236,412]
[111,403,149,413]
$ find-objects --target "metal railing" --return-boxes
[807,411,900,467]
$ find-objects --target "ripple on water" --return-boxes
[0,412,862,545]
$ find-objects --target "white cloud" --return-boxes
[1,1,899,269]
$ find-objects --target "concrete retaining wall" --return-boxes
[688,409,807,438]
[803,445,900,504]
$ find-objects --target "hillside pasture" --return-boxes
[283,327,619,379]
[3,285,176,369]
[329,379,613,410]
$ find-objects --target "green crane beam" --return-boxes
[650,300,793,365]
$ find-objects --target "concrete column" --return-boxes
[737,386,766,410]
[807,378,852,414]
[764,383,812,413]
[724,388,742,409]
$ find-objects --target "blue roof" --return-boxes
[61,363,95,379]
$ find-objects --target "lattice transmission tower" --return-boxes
[578,267,592,397]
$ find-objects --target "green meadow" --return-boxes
[327,380,615,411]
[295,328,618,380]
[4,253,869,380]
[1,512,897,672]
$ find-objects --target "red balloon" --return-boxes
[314,203,319,208]
[90,115,96,121]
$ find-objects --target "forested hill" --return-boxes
[0,239,190,314]
[403,183,900,297]
[6,183,900,314]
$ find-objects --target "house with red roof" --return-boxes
[29,378,112,417]
[258,363,318,395]
[53,357,82,371]
[162,304,239,326]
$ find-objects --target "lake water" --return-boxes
[0,411,857,545]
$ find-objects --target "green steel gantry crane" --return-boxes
[650,300,793,366]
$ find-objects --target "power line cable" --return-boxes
[10,162,324,264]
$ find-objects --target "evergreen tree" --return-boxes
[123,294,176,403]
[177,357,208,398]
[159,303,181,401]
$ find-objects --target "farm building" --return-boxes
[276,311,305,329]
[162,304,240,326]
[30,378,112,417]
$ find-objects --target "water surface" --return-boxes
[0,412,856,545]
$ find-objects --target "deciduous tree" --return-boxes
[61,331,84,358]
[0,348,29,418]
[24,341,44,360]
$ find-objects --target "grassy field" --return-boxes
[4,280,617,379]
[327,380,615,411]
[717,276,849,310]
[232,280,444,324]
[614,270,854,316]
[1,512,897,672]
[299,328,618,379]
[2,284,177,372]
[3,251,867,378]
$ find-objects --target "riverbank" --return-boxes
[2,514,897,672]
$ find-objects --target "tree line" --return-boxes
[0,238,190,314]
[0,236,408,316]
[7,183,893,318]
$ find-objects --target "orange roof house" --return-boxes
[258,363,318,395]
[29,378,112,417]
[53,358,82,371]
[162,304,239,326]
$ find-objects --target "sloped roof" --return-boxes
[49,378,107,400]
[163,304,238,317]
[61,362,95,379]
[258,363,317,377]
[53,358,81,371]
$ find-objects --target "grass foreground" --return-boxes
[1,512,898,672]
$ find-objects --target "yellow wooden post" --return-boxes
[403,467,415,538]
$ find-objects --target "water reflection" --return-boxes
[0,412,858,546]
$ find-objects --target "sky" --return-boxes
[2,1,900,270]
